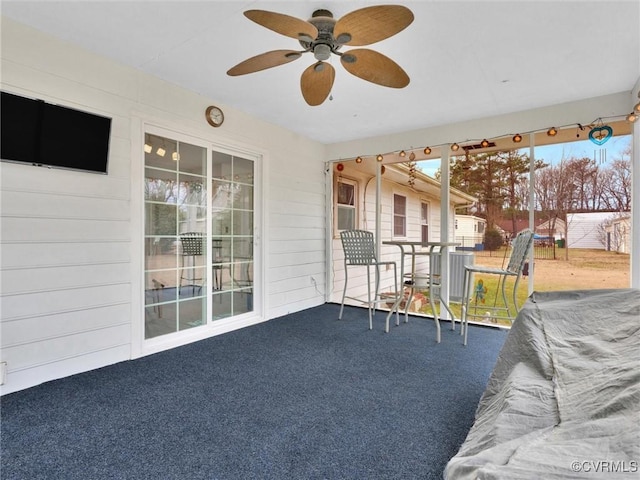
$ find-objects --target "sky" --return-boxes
[417,134,632,178]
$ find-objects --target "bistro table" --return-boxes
[382,241,460,343]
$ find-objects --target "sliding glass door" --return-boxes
[143,131,256,340]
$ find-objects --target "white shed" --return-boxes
[567,212,618,249]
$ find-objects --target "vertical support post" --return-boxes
[528,133,536,295]
[440,145,451,320]
[631,112,640,288]
[375,160,383,294]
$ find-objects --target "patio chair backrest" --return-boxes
[180,232,203,256]
[506,229,535,274]
[340,230,377,266]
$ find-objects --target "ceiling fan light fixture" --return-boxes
[336,33,352,44]
[313,44,331,61]
[341,53,356,64]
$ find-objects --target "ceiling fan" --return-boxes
[227,5,414,106]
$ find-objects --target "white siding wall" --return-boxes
[566,212,612,249]
[0,18,326,394]
[330,170,449,306]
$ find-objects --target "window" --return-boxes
[421,202,429,243]
[393,194,407,237]
[477,221,485,234]
[336,178,357,232]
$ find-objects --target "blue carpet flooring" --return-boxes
[1,304,507,480]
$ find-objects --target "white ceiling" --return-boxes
[2,1,638,144]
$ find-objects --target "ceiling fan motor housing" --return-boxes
[302,10,345,61]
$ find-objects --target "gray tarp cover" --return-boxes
[445,289,640,479]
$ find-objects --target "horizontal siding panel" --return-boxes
[0,343,131,396]
[1,284,130,320]
[1,191,130,221]
[269,251,324,269]
[3,324,130,371]
[0,162,130,199]
[270,212,325,229]
[1,217,130,242]
[268,290,325,312]
[269,239,324,255]
[270,186,324,204]
[269,200,324,218]
[2,304,130,348]
[1,241,130,269]
[268,263,323,282]
[269,226,325,241]
[1,263,130,295]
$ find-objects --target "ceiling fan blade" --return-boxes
[334,5,414,46]
[244,10,318,42]
[227,50,303,76]
[340,49,409,88]
[300,62,335,106]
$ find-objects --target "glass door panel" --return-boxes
[211,151,254,320]
[144,133,207,339]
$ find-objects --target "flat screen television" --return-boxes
[1,91,111,174]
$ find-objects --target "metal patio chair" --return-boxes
[179,232,204,295]
[461,229,534,345]
[339,230,400,332]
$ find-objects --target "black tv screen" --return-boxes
[1,91,111,174]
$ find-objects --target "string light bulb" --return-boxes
[626,112,638,123]
[480,139,490,148]
[399,150,406,157]
[547,127,558,137]
[634,102,640,113]
[376,154,383,162]
[423,147,432,155]
[451,143,460,152]
[512,134,522,143]
[355,156,363,163]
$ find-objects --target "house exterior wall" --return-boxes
[455,215,486,249]
[604,217,631,253]
[566,212,618,249]
[0,18,326,394]
[330,166,453,306]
